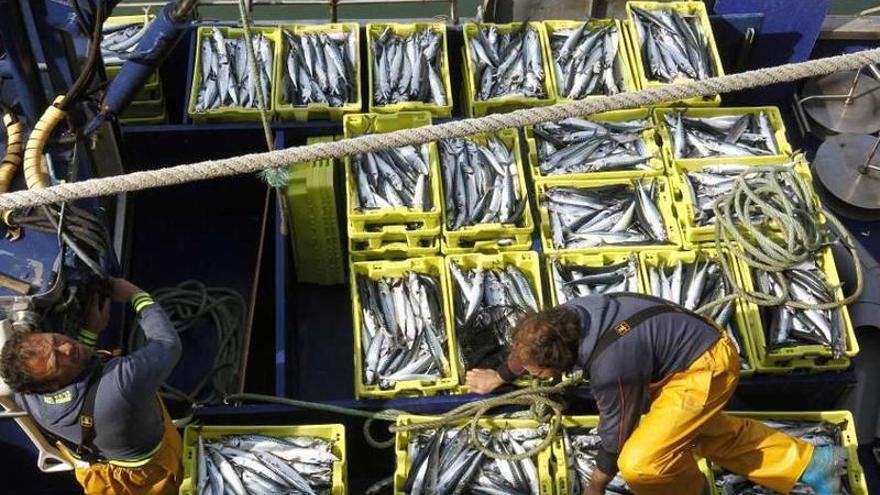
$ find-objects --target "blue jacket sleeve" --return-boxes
[114,294,181,400]
[591,370,650,475]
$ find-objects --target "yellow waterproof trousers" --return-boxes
[62,400,182,495]
[617,334,815,495]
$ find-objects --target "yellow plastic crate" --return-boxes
[440,129,535,255]
[668,156,820,249]
[524,108,664,182]
[187,26,282,123]
[638,248,758,376]
[350,256,460,399]
[655,106,794,169]
[545,251,645,307]
[343,112,443,239]
[366,22,453,117]
[738,246,858,368]
[626,1,724,106]
[445,251,544,384]
[535,177,682,254]
[288,135,344,285]
[713,411,868,495]
[461,22,556,117]
[552,416,715,495]
[542,20,639,103]
[275,23,362,121]
[393,415,555,495]
[348,229,441,262]
[180,423,347,495]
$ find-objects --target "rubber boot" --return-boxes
[800,445,848,495]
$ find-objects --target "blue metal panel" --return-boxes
[274,131,288,398]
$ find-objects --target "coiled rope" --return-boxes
[0,48,878,210]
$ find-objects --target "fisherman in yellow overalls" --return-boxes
[0,278,183,495]
[466,294,847,495]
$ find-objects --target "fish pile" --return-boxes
[532,117,653,176]
[439,135,525,230]
[549,23,626,99]
[355,272,450,390]
[680,164,802,227]
[561,427,632,495]
[403,426,544,494]
[665,112,779,159]
[550,257,640,305]
[449,261,539,371]
[194,27,274,112]
[351,143,434,212]
[646,256,750,369]
[469,25,547,100]
[101,21,151,65]
[371,27,447,106]
[281,29,358,108]
[752,260,847,359]
[714,420,848,495]
[543,182,669,250]
[196,433,339,495]
[631,7,714,82]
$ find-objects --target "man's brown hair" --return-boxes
[509,307,581,372]
[0,332,55,394]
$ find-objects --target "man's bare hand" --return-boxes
[84,296,110,333]
[465,369,504,394]
[109,278,142,303]
[583,467,614,495]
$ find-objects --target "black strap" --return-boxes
[583,301,682,374]
[76,364,104,463]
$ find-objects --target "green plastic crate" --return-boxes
[187,25,282,123]
[461,22,556,117]
[287,135,345,285]
[393,415,554,495]
[439,128,535,255]
[348,233,441,262]
[275,23,362,121]
[366,22,453,118]
[180,423,347,495]
[350,256,460,398]
[626,1,724,106]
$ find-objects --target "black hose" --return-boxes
[58,0,106,110]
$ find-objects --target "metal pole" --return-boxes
[330,0,337,22]
[859,135,880,175]
[450,0,457,23]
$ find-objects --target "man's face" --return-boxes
[21,333,93,390]
[523,364,557,379]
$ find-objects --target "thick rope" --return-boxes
[1,48,879,210]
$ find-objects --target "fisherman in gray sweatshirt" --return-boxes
[466,293,846,495]
[0,278,183,495]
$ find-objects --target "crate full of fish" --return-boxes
[668,158,818,248]
[536,176,681,254]
[552,416,715,495]
[626,1,724,106]
[543,19,638,103]
[656,107,793,168]
[711,411,868,495]
[180,424,347,495]
[547,252,644,307]
[366,23,453,117]
[462,22,556,117]
[525,108,665,182]
[344,112,442,237]
[739,247,857,372]
[351,257,460,398]
[438,129,535,254]
[393,415,555,495]
[446,251,543,386]
[639,249,758,374]
[276,23,362,121]
[188,26,281,123]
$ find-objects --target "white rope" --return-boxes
[2,48,879,210]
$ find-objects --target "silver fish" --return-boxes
[372,27,447,106]
[631,6,715,83]
[664,111,780,159]
[533,117,653,176]
[470,24,547,100]
[550,23,626,98]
